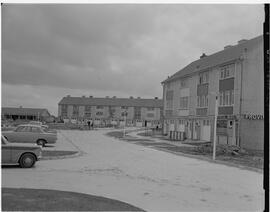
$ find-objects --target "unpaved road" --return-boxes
[2,130,264,211]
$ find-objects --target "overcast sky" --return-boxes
[1,4,264,116]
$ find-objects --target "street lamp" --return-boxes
[123,110,127,138]
[213,95,218,160]
[210,92,219,160]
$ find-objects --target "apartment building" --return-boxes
[58,96,163,127]
[162,35,263,150]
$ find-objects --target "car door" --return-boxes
[16,126,33,143]
[30,126,42,142]
[22,126,36,143]
[6,126,26,143]
[2,137,11,163]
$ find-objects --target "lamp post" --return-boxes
[213,95,218,160]
[123,110,127,138]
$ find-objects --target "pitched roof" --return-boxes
[162,35,263,83]
[58,97,163,108]
[2,107,50,116]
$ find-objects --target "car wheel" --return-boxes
[37,139,46,147]
[19,153,36,168]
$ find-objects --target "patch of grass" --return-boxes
[41,150,78,159]
[106,131,152,142]
[2,188,145,211]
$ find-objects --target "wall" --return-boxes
[240,119,264,150]
[67,105,73,118]
[78,106,85,118]
[58,105,62,117]
[208,67,219,116]
[188,75,198,116]
[241,40,264,115]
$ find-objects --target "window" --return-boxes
[61,105,68,117]
[165,110,173,116]
[73,105,79,115]
[147,113,154,118]
[96,106,104,109]
[180,79,187,87]
[121,112,128,116]
[199,71,209,84]
[225,91,230,105]
[219,93,223,106]
[230,90,234,105]
[16,126,26,132]
[134,107,141,119]
[219,90,234,106]
[205,96,209,107]
[179,97,188,109]
[220,64,235,79]
[197,95,208,108]
[147,107,155,111]
[166,90,174,100]
[166,100,173,109]
[85,106,91,111]
[96,112,103,116]
[31,127,41,133]
[18,126,31,132]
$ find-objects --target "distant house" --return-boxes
[2,107,51,122]
[58,96,163,127]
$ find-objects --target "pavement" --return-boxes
[2,129,264,211]
[42,131,79,152]
[128,130,195,147]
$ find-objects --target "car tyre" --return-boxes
[37,139,46,147]
[19,153,36,168]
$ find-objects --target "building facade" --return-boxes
[162,35,263,150]
[2,107,52,122]
[58,96,163,127]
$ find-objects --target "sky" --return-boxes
[1,4,264,116]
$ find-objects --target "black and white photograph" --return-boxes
[1,1,267,211]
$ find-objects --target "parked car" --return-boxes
[29,121,49,129]
[1,135,42,168]
[28,121,57,134]
[2,124,57,147]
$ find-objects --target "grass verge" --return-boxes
[41,150,78,159]
[2,188,145,211]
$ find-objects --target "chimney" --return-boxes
[238,39,247,45]
[89,96,93,98]
[200,53,207,59]
[154,97,158,99]
[129,96,134,99]
[224,45,233,50]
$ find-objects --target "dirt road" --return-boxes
[2,130,264,211]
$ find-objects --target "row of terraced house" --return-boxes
[58,96,163,127]
[57,35,263,150]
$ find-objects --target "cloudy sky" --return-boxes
[1,4,264,115]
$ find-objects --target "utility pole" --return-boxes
[123,110,127,137]
[213,95,218,160]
